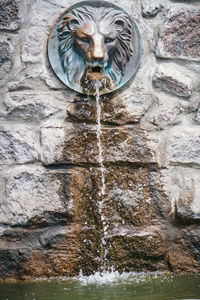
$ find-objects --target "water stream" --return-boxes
[95,82,106,197]
[94,82,109,269]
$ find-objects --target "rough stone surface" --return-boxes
[0,38,13,80]
[141,0,163,17]
[161,167,200,223]
[167,127,200,166]
[0,166,69,226]
[69,93,153,124]
[21,27,46,63]
[0,0,20,31]
[41,122,156,165]
[153,65,193,97]
[156,8,200,61]
[0,0,200,280]
[0,123,39,166]
[150,101,182,129]
[0,93,67,120]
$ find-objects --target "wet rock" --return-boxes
[107,225,168,271]
[69,93,153,124]
[141,0,163,17]
[0,225,100,279]
[167,127,200,166]
[100,166,159,227]
[184,228,200,264]
[156,8,200,61]
[153,65,193,97]
[0,0,20,31]
[0,93,66,120]
[40,122,156,165]
[166,227,200,272]
[0,123,39,166]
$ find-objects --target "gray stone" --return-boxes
[0,0,20,31]
[0,166,69,226]
[153,65,193,97]
[0,93,67,120]
[0,38,12,79]
[167,127,200,166]
[141,0,163,17]
[195,106,200,124]
[0,123,39,166]
[151,101,182,129]
[40,122,156,165]
[162,167,200,222]
[21,27,47,63]
[156,8,200,61]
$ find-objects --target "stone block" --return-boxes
[141,0,163,17]
[153,65,193,97]
[163,167,200,223]
[0,123,39,166]
[0,93,67,121]
[0,166,70,226]
[167,127,200,166]
[21,27,47,63]
[0,38,13,80]
[69,92,153,125]
[99,166,158,227]
[150,101,182,129]
[40,122,156,165]
[0,0,20,31]
[107,225,168,271]
[156,8,200,61]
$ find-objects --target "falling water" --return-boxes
[94,82,110,268]
[95,82,106,196]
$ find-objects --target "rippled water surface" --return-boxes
[0,272,200,300]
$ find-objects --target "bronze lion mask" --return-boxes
[48,1,142,95]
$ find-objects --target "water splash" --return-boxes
[95,82,106,196]
[77,269,166,286]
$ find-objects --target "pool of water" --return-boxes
[0,271,200,300]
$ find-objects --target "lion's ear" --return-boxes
[115,20,125,32]
[68,19,79,31]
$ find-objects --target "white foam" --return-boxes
[76,269,165,286]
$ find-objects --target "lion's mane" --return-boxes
[57,4,134,89]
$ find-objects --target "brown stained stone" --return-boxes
[0,225,101,279]
[68,93,153,125]
[0,0,20,31]
[167,243,200,273]
[20,226,101,279]
[41,124,155,165]
[106,225,168,272]
[156,8,200,61]
[99,166,159,227]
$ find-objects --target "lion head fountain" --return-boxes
[48,1,142,95]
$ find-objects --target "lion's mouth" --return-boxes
[86,66,104,81]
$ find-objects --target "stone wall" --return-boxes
[0,0,200,280]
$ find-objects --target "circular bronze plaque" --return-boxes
[48,0,142,95]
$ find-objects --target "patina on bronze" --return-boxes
[48,1,142,95]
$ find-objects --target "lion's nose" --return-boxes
[91,34,105,61]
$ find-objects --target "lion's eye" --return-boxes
[80,37,90,43]
[104,37,115,44]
